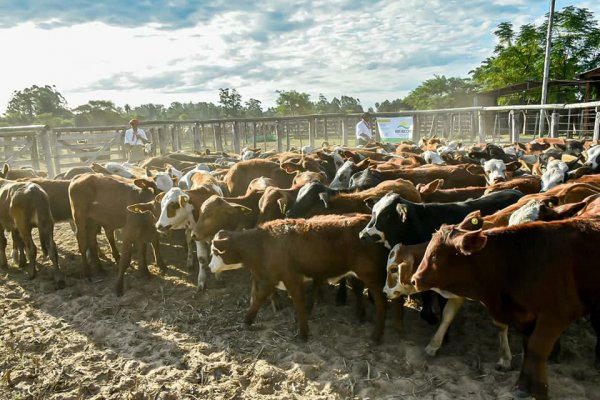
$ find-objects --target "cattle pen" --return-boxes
[1,101,600,176]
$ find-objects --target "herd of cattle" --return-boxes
[2,137,600,398]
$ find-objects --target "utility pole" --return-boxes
[538,0,556,137]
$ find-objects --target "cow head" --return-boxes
[584,145,600,171]
[483,159,507,185]
[422,150,445,165]
[359,192,409,248]
[411,226,487,297]
[384,243,423,299]
[258,187,295,223]
[287,181,332,218]
[208,230,244,273]
[155,187,194,231]
[193,195,252,241]
[540,160,569,192]
[292,171,327,188]
[329,159,369,190]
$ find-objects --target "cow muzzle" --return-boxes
[156,223,172,232]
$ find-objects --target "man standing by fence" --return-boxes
[356,112,374,146]
[124,118,150,163]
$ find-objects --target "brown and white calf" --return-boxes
[208,214,390,342]
[384,242,512,371]
[155,186,222,290]
[0,180,64,287]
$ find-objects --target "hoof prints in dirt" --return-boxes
[0,221,599,399]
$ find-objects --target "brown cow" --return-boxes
[224,159,295,196]
[208,214,390,342]
[0,181,64,287]
[412,220,600,399]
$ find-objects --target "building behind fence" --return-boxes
[1,101,599,177]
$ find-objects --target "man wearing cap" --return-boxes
[124,119,150,163]
[355,112,374,146]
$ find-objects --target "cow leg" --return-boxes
[150,238,166,272]
[350,276,366,323]
[72,210,93,278]
[425,296,465,356]
[39,225,65,289]
[195,240,209,291]
[516,316,565,400]
[244,277,275,326]
[86,221,102,272]
[104,228,120,264]
[0,227,8,269]
[335,277,347,306]
[115,239,134,297]
[494,321,512,371]
[362,280,386,343]
[391,296,405,335]
[590,310,600,370]
[285,276,309,341]
[11,231,26,268]
[16,225,37,280]
[185,230,195,269]
[137,241,151,277]
[419,291,439,325]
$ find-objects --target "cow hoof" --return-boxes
[424,344,438,357]
[495,359,512,372]
[55,279,66,290]
[298,333,308,342]
[370,334,383,344]
[115,285,124,297]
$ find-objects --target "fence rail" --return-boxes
[1,101,599,177]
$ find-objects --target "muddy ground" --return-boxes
[1,222,599,399]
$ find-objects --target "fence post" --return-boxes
[276,121,283,153]
[510,110,519,143]
[40,127,56,177]
[160,125,168,155]
[478,111,486,143]
[550,111,559,139]
[232,121,241,153]
[171,125,179,151]
[213,124,223,152]
[341,118,348,146]
[193,123,201,152]
[593,111,600,141]
[30,135,40,171]
[252,122,257,149]
[309,118,316,149]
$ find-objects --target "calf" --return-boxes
[383,242,513,370]
[411,221,600,399]
[0,181,64,287]
[69,174,165,294]
[0,164,38,180]
[329,159,371,190]
[208,214,390,342]
[155,186,222,290]
[224,159,295,196]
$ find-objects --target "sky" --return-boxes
[1,0,599,114]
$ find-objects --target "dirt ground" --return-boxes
[1,222,600,400]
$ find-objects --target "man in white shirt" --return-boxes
[124,118,150,163]
[355,112,373,146]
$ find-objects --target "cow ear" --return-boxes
[179,195,189,208]
[355,158,370,169]
[455,230,487,255]
[506,161,521,172]
[155,192,166,203]
[276,198,287,215]
[364,197,375,210]
[466,164,484,175]
[2,163,8,176]
[127,203,153,214]
[91,162,109,174]
[458,211,482,231]
[281,162,300,173]
[318,191,329,208]
[396,204,408,223]
[231,204,253,215]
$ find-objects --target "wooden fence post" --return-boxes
[193,123,201,152]
[214,124,223,152]
[550,111,560,139]
[341,118,348,146]
[593,111,600,141]
[510,110,519,143]
[160,125,168,155]
[309,118,316,149]
[276,121,283,153]
[40,127,56,177]
[412,115,420,144]
[30,135,40,171]
[252,122,257,149]
[478,111,486,143]
[232,121,241,153]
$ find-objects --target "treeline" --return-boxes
[1,6,598,128]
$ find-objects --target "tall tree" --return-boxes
[4,84,72,124]
[402,75,477,110]
[219,88,243,117]
[376,98,412,112]
[73,100,125,126]
[471,6,600,103]
[244,98,263,117]
[275,90,313,116]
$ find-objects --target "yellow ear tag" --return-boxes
[471,217,479,225]
[548,202,554,208]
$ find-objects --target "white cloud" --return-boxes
[1,0,599,114]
